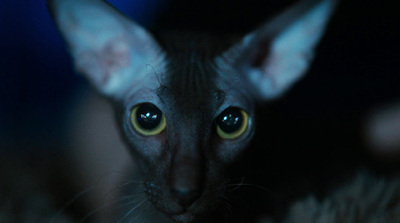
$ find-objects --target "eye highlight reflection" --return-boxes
[216,107,249,139]
[130,103,166,136]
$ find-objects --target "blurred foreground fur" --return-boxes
[279,171,400,223]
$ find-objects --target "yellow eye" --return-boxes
[216,107,249,140]
[130,103,166,136]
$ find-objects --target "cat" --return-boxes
[47,0,339,222]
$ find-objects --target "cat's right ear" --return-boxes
[220,0,338,101]
[48,0,164,99]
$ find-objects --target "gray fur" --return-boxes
[280,172,400,223]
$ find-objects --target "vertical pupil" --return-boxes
[136,104,161,129]
[218,108,243,133]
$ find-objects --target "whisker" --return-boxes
[116,192,145,203]
[116,195,143,210]
[226,177,246,192]
[76,187,143,222]
[75,196,143,223]
[222,200,233,216]
[126,201,151,223]
[122,180,145,184]
[225,182,274,194]
[78,198,122,223]
[117,199,147,223]
[101,191,146,221]
[49,185,95,223]
[103,180,143,203]
[126,214,141,223]
[214,196,233,220]
[142,201,152,210]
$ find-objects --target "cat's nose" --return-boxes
[171,187,202,208]
[170,146,204,208]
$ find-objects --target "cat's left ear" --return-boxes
[221,0,338,100]
[48,0,164,99]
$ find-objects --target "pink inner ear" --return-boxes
[250,40,271,68]
[103,40,131,72]
[222,0,337,100]
[76,38,131,88]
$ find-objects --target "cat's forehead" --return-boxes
[157,55,223,118]
[153,31,236,56]
[154,32,235,116]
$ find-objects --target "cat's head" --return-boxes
[48,0,337,222]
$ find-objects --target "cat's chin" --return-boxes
[158,201,206,223]
[170,212,197,223]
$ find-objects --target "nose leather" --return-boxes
[170,146,204,208]
[171,187,202,208]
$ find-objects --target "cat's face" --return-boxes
[115,35,257,221]
[48,0,337,221]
